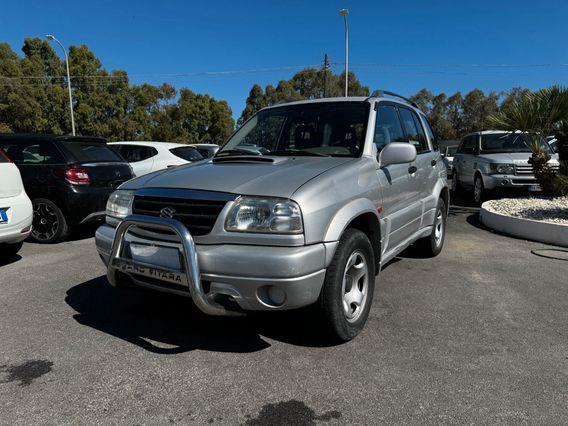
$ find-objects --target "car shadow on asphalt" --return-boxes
[65,276,337,354]
[0,253,22,267]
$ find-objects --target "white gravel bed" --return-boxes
[484,196,568,225]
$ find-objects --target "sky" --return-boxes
[1,0,568,118]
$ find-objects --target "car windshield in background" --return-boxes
[60,140,123,162]
[217,102,370,158]
[480,133,552,154]
[170,146,204,161]
[446,146,458,156]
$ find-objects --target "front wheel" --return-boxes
[473,175,486,205]
[317,228,375,342]
[30,198,70,244]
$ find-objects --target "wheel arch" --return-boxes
[323,198,382,274]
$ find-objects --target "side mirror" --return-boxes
[379,143,417,168]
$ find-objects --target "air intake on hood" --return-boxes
[211,156,274,164]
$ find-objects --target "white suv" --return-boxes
[0,149,33,255]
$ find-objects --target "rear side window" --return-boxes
[170,147,204,161]
[0,140,65,165]
[459,136,477,154]
[399,107,429,153]
[0,148,9,163]
[420,114,438,151]
[114,145,158,163]
[60,140,123,163]
[373,104,405,151]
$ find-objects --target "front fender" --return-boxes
[323,198,379,242]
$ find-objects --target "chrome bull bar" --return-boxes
[107,214,241,316]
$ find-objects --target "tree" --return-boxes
[238,68,369,125]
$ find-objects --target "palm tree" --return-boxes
[489,86,568,196]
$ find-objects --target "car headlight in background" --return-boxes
[489,163,515,174]
[106,190,135,219]
[225,197,303,234]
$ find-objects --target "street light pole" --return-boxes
[46,34,75,135]
[339,9,349,97]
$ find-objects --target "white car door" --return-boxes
[115,145,156,177]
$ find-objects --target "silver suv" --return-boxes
[95,92,449,341]
[451,130,560,204]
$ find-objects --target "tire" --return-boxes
[473,175,486,205]
[451,171,462,193]
[317,228,375,342]
[415,198,447,257]
[0,241,24,256]
[30,198,70,244]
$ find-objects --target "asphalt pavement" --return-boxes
[0,203,567,424]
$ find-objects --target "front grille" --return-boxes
[132,195,228,236]
[515,164,533,175]
[515,164,559,176]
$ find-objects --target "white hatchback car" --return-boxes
[109,141,205,177]
[0,149,33,256]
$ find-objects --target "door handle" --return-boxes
[431,159,437,166]
[408,165,418,174]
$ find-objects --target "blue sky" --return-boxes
[2,0,567,118]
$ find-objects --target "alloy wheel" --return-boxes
[32,202,60,241]
[341,250,369,323]
[434,209,444,247]
[474,178,482,204]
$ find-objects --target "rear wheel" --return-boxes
[317,228,375,342]
[0,241,24,256]
[415,198,447,257]
[31,199,70,244]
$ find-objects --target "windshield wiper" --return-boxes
[269,149,330,157]
[215,148,262,157]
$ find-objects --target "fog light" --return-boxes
[20,225,32,233]
[268,286,286,305]
[501,179,509,186]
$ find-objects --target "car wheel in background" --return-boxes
[317,228,375,342]
[0,241,24,256]
[451,171,461,193]
[30,198,70,244]
[473,175,486,205]
[415,198,447,257]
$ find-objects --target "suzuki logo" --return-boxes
[160,207,176,219]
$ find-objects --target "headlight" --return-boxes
[489,163,515,174]
[225,197,303,234]
[106,190,135,219]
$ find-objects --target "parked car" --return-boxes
[0,134,134,243]
[109,141,204,176]
[95,93,449,341]
[0,148,33,255]
[189,143,220,159]
[442,145,458,175]
[451,131,560,204]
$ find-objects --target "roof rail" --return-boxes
[368,90,418,108]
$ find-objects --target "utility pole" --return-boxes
[339,9,350,97]
[322,53,330,98]
[46,34,75,135]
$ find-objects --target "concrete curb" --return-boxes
[479,203,568,248]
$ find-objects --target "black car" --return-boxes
[0,134,134,243]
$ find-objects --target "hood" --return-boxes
[481,152,559,164]
[121,156,355,198]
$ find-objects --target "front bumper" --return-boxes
[482,174,539,190]
[95,218,327,314]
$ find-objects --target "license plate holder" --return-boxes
[528,184,541,192]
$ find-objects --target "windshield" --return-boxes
[480,133,553,154]
[218,102,370,158]
[60,140,124,163]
